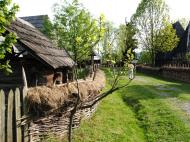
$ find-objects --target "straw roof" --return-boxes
[7,18,75,69]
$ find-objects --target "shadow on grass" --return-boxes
[118,82,190,112]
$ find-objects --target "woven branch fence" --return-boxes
[29,102,99,141]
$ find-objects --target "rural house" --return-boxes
[0,18,75,88]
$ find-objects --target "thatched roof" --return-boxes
[26,70,106,115]
[7,18,75,69]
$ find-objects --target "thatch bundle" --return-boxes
[26,70,105,115]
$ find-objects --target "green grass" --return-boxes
[72,85,145,142]
[47,71,190,142]
[120,74,190,142]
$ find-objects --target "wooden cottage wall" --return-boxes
[24,62,54,87]
[55,68,73,84]
[0,62,23,88]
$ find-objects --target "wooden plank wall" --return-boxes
[0,64,23,88]
[0,87,29,142]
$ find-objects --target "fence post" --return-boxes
[22,87,29,142]
[7,90,14,142]
[0,90,5,142]
[15,88,22,142]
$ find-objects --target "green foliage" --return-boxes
[132,0,176,65]
[77,68,89,79]
[138,51,152,64]
[185,52,190,61]
[52,0,105,62]
[101,21,117,63]
[101,22,137,66]
[41,17,54,40]
[155,22,179,53]
[0,0,19,73]
[118,23,137,62]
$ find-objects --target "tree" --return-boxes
[100,21,118,63]
[117,22,137,63]
[41,17,55,40]
[53,0,105,62]
[138,51,152,64]
[132,0,178,66]
[100,22,137,65]
[0,0,19,73]
[51,1,106,141]
[155,22,179,53]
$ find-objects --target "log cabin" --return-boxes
[0,18,75,88]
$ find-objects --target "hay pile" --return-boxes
[26,70,105,115]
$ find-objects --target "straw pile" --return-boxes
[26,70,105,115]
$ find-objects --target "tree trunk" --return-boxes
[151,50,155,67]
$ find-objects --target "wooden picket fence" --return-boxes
[0,87,29,142]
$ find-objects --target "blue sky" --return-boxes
[13,0,190,27]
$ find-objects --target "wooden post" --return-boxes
[0,90,5,142]
[15,88,22,142]
[7,90,14,142]
[22,87,29,142]
[22,66,28,90]
[22,66,29,142]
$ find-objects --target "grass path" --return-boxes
[126,74,190,142]
[72,84,146,142]
[70,72,190,142]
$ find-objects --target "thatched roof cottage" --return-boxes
[0,18,75,88]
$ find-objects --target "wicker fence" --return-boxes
[0,87,101,142]
[29,103,99,141]
[0,87,29,142]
